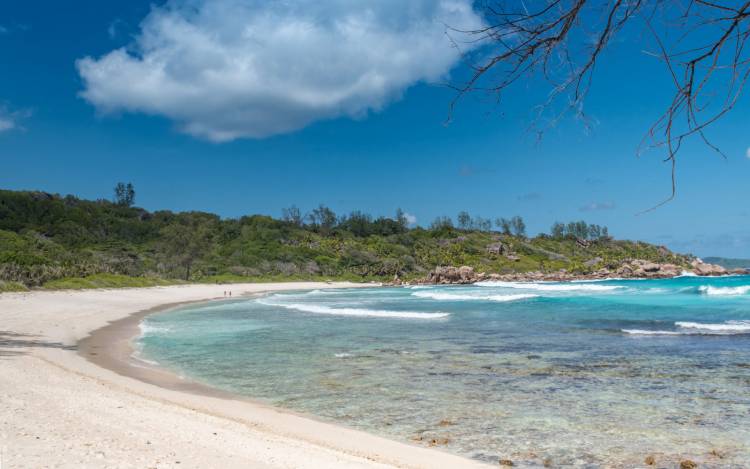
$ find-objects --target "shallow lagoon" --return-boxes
[139,276,750,467]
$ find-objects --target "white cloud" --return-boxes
[0,108,20,133]
[77,0,484,142]
[0,106,31,133]
[404,212,418,226]
[0,116,14,132]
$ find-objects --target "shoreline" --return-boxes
[78,298,246,400]
[0,282,490,469]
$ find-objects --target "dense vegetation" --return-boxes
[0,188,693,291]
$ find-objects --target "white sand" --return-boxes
[0,282,490,469]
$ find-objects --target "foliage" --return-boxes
[0,280,28,292]
[0,189,693,289]
[114,182,136,207]
[550,220,609,241]
[43,273,180,290]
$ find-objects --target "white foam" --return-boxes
[138,322,171,336]
[622,329,684,336]
[475,281,622,292]
[624,320,750,336]
[334,353,353,358]
[676,321,750,332]
[698,285,750,296]
[256,299,448,319]
[678,271,698,277]
[411,291,538,302]
[570,277,631,282]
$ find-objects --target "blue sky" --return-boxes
[0,1,749,257]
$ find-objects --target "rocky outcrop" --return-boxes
[413,257,737,286]
[486,242,506,255]
[691,259,727,276]
[427,266,482,284]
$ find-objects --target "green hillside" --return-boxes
[0,189,693,291]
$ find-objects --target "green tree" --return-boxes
[457,211,471,230]
[159,216,215,280]
[307,204,337,233]
[395,208,408,229]
[282,205,302,226]
[113,182,135,207]
[496,217,511,235]
[550,222,565,239]
[430,216,453,230]
[510,216,526,238]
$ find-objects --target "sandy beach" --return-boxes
[0,282,490,469]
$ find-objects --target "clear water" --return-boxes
[138,276,750,468]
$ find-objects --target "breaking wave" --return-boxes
[256,298,449,319]
[698,285,750,296]
[411,291,538,302]
[475,281,622,292]
[675,321,750,332]
[624,320,750,336]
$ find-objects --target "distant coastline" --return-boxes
[0,188,720,293]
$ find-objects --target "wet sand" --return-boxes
[0,282,490,469]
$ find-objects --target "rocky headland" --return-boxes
[407,259,746,286]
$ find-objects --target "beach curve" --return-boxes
[0,282,491,469]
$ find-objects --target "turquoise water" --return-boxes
[138,276,750,467]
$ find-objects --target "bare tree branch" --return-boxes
[450,0,750,211]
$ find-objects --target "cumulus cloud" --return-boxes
[403,212,418,226]
[77,0,484,141]
[579,201,616,212]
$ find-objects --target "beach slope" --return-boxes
[0,283,489,469]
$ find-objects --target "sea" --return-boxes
[137,275,750,467]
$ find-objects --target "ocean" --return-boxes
[137,275,750,467]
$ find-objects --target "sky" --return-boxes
[0,1,749,257]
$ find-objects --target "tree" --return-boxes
[282,205,302,226]
[430,216,454,230]
[452,2,750,208]
[495,217,511,235]
[510,216,526,238]
[113,182,135,207]
[395,208,408,229]
[474,216,491,232]
[306,204,337,233]
[588,224,603,240]
[551,222,565,239]
[457,211,472,229]
[159,215,215,280]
